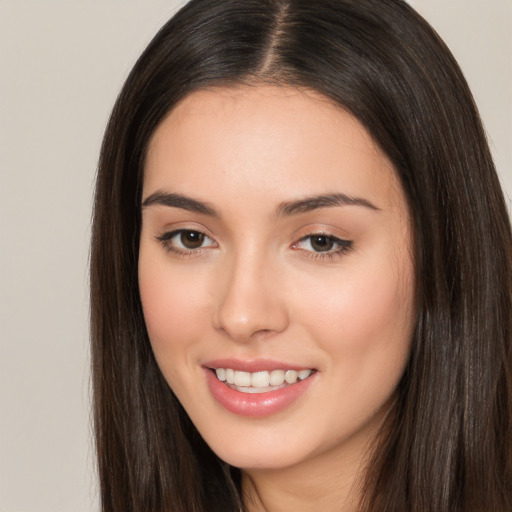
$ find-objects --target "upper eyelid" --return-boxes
[292,222,350,237]
[295,233,352,248]
[298,232,345,242]
[157,228,215,242]
[156,223,214,238]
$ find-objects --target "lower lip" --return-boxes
[204,368,316,417]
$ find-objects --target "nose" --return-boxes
[213,249,289,343]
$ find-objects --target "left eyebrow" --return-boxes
[141,191,219,217]
[276,193,380,217]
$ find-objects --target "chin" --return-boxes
[213,441,311,471]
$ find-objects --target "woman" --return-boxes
[90,0,512,510]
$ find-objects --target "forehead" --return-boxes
[144,85,405,213]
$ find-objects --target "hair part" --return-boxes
[91,1,512,510]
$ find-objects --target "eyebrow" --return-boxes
[276,193,380,216]
[141,190,379,217]
[141,191,219,216]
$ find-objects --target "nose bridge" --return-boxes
[214,243,288,342]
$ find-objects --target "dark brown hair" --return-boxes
[90,0,512,510]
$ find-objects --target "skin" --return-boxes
[139,85,416,511]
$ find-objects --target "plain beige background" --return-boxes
[0,1,510,511]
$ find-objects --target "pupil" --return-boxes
[181,231,204,249]
[311,235,334,252]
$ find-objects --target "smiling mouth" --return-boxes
[212,368,315,393]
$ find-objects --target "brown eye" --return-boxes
[157,229,215,254]
[310,235,334,252]
[292,233,353,258]
[180,230,205,249]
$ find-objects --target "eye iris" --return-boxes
[311,235,334,252]
[180,231,204,249]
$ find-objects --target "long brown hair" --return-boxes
[90,1,512,510]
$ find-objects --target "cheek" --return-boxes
[138,252,209,371]
[303,266,414,437]
[299,254,415,377]
[141,280,204,339]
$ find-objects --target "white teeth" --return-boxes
[234,371,251,387]
[298,369,312,380]
[251,371,270,387]
[285,370,298,384]
[213,367,314,391]
[269,369,285,386]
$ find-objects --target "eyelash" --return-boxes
[156,229,216,257]
[292,234,354,260]
[156,229,354,260]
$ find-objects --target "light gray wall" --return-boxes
[1,2,510,511]
[410,0,512,206]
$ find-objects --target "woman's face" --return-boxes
[139,86,415,472]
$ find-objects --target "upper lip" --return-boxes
[203,358,315,373]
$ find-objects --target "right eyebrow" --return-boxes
[141,191,219,217]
